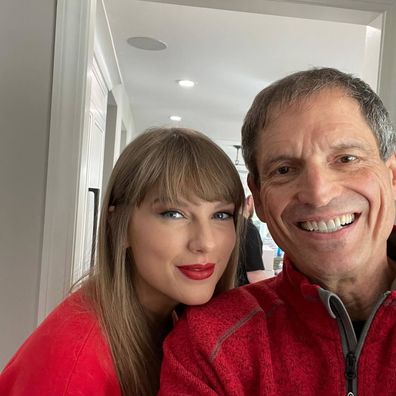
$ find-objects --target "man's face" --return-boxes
[249,88,396,283]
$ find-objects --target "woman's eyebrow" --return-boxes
[151,197,184,206]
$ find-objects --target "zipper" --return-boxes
[321,291,391,396]
[345,351,357,396]
[328,296,358,396]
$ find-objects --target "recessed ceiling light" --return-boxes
[127,36,167,51]
[170,115,182,122]
[177,79,195,88]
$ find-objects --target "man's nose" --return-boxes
[187,221,216,253]
[296,164,341,207]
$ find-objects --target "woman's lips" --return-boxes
[177,263,215,280]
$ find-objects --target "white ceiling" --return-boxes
[103,0,384,168]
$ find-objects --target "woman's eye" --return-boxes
[213,212,233,220]
[339,155,358,163]
[160,210,184,219]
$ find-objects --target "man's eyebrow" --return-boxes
[261,155,297,169]
[330,141,372,152]
[263,142,372,163]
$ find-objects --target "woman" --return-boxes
[0,127,245,396]
[237,195,266,286]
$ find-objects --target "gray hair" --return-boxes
[241,67,396,183]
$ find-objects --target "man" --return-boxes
[159,68,396,395]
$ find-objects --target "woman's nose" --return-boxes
[187,221,216,253]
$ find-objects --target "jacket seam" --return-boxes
[209,303,280,362]
[63,321,96,395]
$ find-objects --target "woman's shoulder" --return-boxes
[24,289,99,352]
[0,289,121,395]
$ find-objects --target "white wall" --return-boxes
[102,85,136,195]
[0,0,56,369]
[378,3,396,125]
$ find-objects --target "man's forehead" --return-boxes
[256,92,377,157]
[266,87,352,121]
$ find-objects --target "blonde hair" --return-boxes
[84,127,245,395]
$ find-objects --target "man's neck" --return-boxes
[317,258,396,321]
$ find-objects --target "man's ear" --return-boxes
[247,173,267,223]
[386,153,396,200]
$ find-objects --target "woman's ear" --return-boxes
[247,173,267,223]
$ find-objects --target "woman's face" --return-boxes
[127,192,236,318]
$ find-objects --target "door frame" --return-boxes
[38,0,396,322]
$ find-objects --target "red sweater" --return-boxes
[159,257,396,395]
[0,291,121,395]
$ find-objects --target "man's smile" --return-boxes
[298,213,356,233]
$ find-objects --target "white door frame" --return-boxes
[38,0,122,322]
[38,0,96,323]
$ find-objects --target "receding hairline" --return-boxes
[263,85,365,126]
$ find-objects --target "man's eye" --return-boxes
[160,210,184,219]
[339,155,358,163]
[213,212,233,220]
[276,166,290,175]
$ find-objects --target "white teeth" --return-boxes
[300,213,355,233]
[327,219,336,232]
[318,221,327,232]
[306,221,313,231]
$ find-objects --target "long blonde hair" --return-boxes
[84,127,245,395]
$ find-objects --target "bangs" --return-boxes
[135,130,244,208]
[156,157,239,205]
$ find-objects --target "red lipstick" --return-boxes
[177,263,215,280]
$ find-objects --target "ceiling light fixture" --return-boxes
[233,144,241,165]
[177,79,195,88]
[127,36,167,51]
[170,115,182,122]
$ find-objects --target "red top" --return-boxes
[0,291,121,395]
[159,254,396,395]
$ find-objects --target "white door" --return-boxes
[73,57,108,283]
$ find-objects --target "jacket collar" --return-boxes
[278,227,396,321]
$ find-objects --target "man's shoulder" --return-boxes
[165,278,284,365]
[174,278,282,343]
[197,277,280,316]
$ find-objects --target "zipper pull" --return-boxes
[345,351,356,396]
[345,351,356,380]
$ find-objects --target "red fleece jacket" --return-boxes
[0,291,121,395]
[159,257,396,395]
